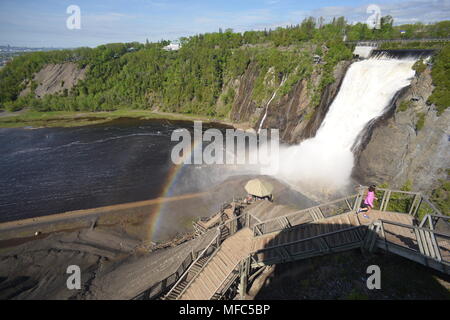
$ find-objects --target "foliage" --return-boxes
[412,59,427,74]
[0,19,449,117]
[384,181,415,213]
[429,178,450,215]
[347,20,450,41]
[415,112,426,131]
[427,44,450,115]
[398,100,411,112]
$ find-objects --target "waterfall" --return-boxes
[258,76,287,134]
[263,55,421,192]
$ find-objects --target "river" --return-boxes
[0,118,227,223]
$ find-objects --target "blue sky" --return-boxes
[0,0,449,47]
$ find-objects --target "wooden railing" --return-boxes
[372,187,442,219]
[249,225,365,267]
[133,244,204,300]
[163,213,246,300]
[374,218,450,272]
[141,188,448,299]
[250,193,361,237]
[162,228,221,300]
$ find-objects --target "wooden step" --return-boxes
[210,259,228,279]
[203,266,221,289]
[216,251,234,268]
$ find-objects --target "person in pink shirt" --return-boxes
[357,185,378,218]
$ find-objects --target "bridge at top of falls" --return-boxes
[349,38,450,59]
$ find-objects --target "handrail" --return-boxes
[164,213,244,300]
[251,225,363,254]
[248,213,262,223]
[346,38,450,44]
[375,187,421,195]
[210,260,241,300]
[421,197,443,215]
[163,228,220,299]
[419,213,450,229]
[252,193,359,232]
[378,219,450,239]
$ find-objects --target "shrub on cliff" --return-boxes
[415,112,426,131]
[430,179,450,215]
[428,44,450,115]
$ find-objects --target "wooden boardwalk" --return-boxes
[179,228,253,300]
[252,210,413,251]
[161,188,450,300]
[177,210,432,300]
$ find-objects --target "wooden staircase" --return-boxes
[160,188,450,300]
[164,255,210,300]
[178,228,253,300]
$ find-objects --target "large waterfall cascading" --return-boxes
[264,55,420,192]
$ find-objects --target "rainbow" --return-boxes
[145,137,205,240]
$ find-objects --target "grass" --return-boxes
[415,112,426,132]
[0,109,232,128]
[397,100,411,112]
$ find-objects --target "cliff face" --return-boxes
[20,62,87,98]
[228,57,448,193]
[229,60,351,144]
[353,67,450,192]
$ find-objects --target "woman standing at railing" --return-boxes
[357,185,378,218]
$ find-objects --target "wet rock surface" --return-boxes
[353,67,450,192]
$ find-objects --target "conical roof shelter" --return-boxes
[245,179,274,198]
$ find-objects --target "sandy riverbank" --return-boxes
[0,109,253,130]
[0,191,209,243]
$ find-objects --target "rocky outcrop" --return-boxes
[20,62,87,98]
[353,67,450,192]
[230,60,352,144]
[289,61,351,144]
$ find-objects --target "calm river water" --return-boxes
[0,118,227,222]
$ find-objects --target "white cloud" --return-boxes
[309,0,450,25]
[1,0,449,47]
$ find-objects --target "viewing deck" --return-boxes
[153,188,450,300]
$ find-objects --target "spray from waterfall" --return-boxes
[261,55,420,193]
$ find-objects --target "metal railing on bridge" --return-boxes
[346,38,450,45]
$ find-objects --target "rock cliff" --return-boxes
[353,66,449,192]
[230,60,351,144]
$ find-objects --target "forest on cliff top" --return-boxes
[0,17,449,117]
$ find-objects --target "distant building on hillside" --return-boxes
[163,42,181,51]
